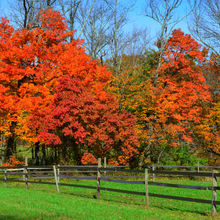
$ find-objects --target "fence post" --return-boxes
[104,157,106,177]
[23,157,28,182]
[57,164,60,184]
[212,170,217,216]
[152,165,155,182]
[145,168,149,206]
[97,158,101,200]
[53,165,59,193]
[4,168,7,187]
[24,167,28,189]
[197,161,200,181]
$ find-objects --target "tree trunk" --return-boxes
[6,133,16,160]
[32,147,34,164]
[41,145,46,165]
[55,146,58,162]
[35,142,40,165]
[1,132,6,163]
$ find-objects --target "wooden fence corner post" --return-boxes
[53,165,59,193]
[24,167,28,189]
[145,168,149,206]
[4,168,7,187]
[212,170,217,216]
[97,158,101,200]
[57,164,60,184]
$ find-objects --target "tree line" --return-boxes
[0,0,219,166]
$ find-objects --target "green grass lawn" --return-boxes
[0,177,219,220]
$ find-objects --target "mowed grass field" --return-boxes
[0,178,219,220]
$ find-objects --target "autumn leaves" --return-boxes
[0,9,217,166]
[0,9,137,165]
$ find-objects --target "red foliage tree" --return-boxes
[30,75,138,165]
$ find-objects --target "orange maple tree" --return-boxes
[0,9,138,165]
[0,9,74,158]
[155,29,212,145]
[116,30,213,165]
[192,54,220,161]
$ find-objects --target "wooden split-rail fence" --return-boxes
[0,159,219,216]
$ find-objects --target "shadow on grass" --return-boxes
[3,183,214,218]
[60,188,211,217]
[0,215,24,220]
[150,201,210,217]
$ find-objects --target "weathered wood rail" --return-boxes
[0,163,219,216]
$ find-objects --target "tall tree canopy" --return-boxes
[0,9,138,165]
[109,29,213,165]
[155,29,212,146]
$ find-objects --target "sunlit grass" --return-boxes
[0,178,218,219]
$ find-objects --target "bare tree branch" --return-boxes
[77,0,96,38]
[189,0,220,55]
[145,0,196,86]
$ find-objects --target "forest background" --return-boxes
[0,0,219,167]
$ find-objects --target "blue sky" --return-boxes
[127,0,190,35]
[0,0,191,44]
[0,0,9,15]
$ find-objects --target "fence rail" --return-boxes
[150,165,220,169]
[0,162,219,216]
